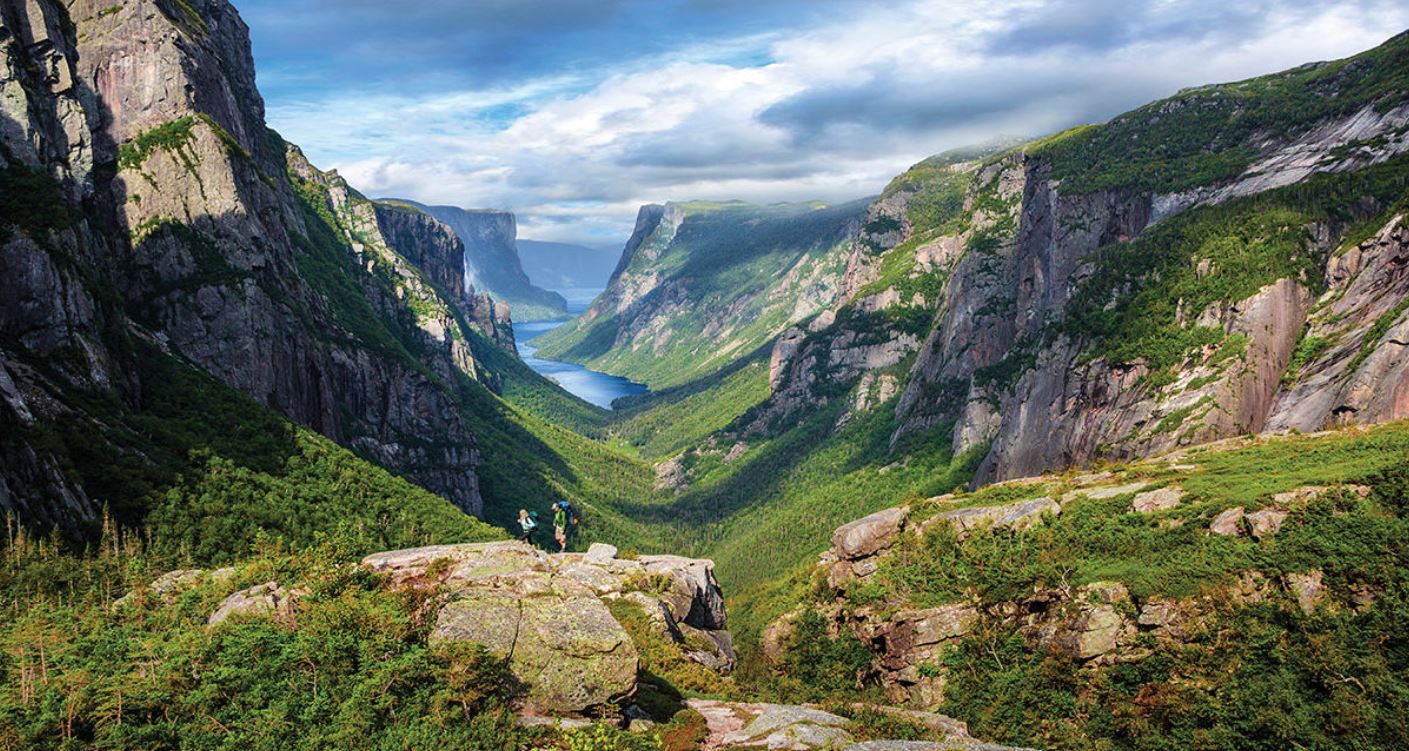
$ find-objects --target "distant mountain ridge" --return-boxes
[392,201,569,321]
[517,239,619,291]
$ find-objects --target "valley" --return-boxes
[1,1,1408,749]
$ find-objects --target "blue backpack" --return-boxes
[560,501,580,525]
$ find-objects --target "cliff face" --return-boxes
[0,0,522,529]
[406,202,568,322]
[534,200,868,389]
[747,32,1409,485]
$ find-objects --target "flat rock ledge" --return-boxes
[686,700,1039,751]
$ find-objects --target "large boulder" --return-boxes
[833,507,910,560]
[432,586,638,715]
[366,541,735,715]
[208,582,304,627]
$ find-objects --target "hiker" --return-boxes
[517,508,537,546]
[552,501,568,553]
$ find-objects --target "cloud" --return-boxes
[249,0,1409,246]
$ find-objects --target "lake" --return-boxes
[512,289,649,410]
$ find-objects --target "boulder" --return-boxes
[742,705,850,743]
[114,568,212,610]
[433,588,638,715]
[762,608,804,667]
[1209,507,1246,536]
[833,507,910,560]
[361,541,548,587]
[431,593,520,656]
[1284,570,1324,614]
[1047,583,1130,661]
[1059,606,1125,661]
[1131,487,1183,513]
[1246,507,1290,540]
[937,498,1060,536]
[208,582,304,626]
[584,542,619,564]
[639,554,728,630]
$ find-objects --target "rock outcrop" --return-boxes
[686,699,1038,751]
[360,541,736,716]
[773,449,1385,713]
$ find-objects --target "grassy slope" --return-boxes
[767,420,1409,751]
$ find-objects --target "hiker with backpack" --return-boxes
[552,502,568,552]
[517,508,538,546]
[551,500,579,553]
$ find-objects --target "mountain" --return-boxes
[517,238,620,291]
[534,199,871,388]
[395,201,569,321]
[576,29,1409,636]
[0,0,640,551]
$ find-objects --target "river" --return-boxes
[512,288,649,410]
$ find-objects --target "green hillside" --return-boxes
[534,199,870,389]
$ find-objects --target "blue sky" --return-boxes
[239,0,1409,246]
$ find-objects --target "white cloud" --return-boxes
[266,0,1409,246]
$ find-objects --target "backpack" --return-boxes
[527,511,539,527]
[560,501,580,526]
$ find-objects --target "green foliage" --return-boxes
[563,723,662,751]
[24,339,501,558]
[118,116,199,172]
[155,0,209,36]
[0,147,77,239]
[610,350,772,459]
[606,599,734,699]
[773,611,874,700]
[837,705,946,743]
[0,536,541,750]
[1347,296,1409,374]
[943,594,1409,751]
[1282,333,1333,385]
[1033,31,1409,194]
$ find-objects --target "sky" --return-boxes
[239,0,1409,247]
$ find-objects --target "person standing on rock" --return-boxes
[552,501,568,553]
[517,509,537,546]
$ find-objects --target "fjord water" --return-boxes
[512,289,649,409]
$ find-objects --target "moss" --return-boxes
[1347,297,1409,375]
[118,116,198,172]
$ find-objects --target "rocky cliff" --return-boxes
[535,199,869,389]
[748,32,1409,485]
[0,0,527,529]
[404,202,568,322]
